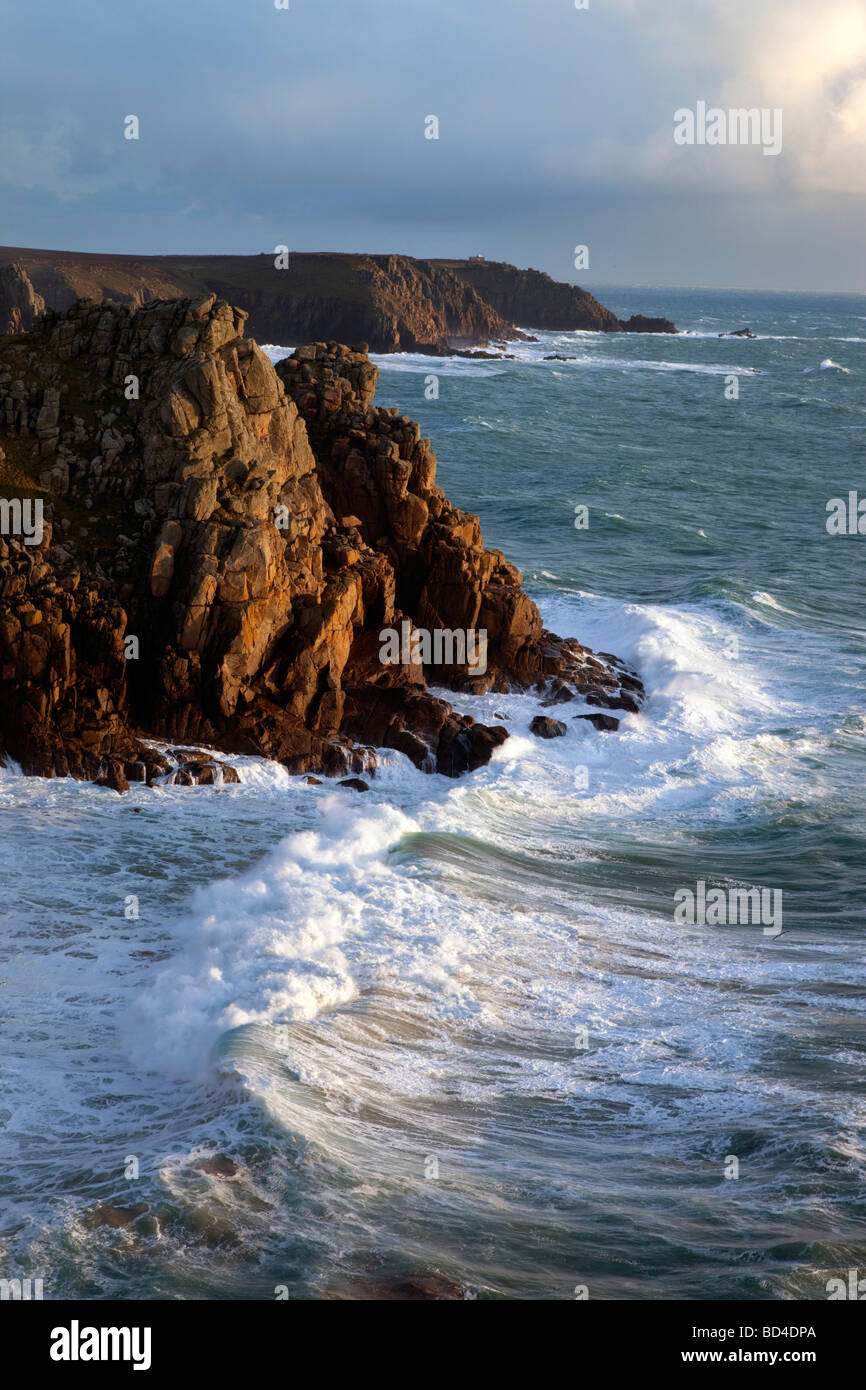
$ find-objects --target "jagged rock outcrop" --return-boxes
[0,262,46,335]
[0,295,643,788]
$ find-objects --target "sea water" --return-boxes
[1,287,864,1299]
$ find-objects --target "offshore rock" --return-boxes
[619,314,677,334]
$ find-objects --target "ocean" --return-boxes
[1,286,864,1300]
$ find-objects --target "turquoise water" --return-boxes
[1,288,864,1299]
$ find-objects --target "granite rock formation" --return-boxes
[0,262,46,335]
[0,295,643,789]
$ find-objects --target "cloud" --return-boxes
[0,0,861,288]
[606,0,866,193]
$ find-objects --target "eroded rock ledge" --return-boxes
[0,294,643,790]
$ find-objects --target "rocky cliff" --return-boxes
[434,259,622,332]
[436,260,678,335]
[0,250,521,357]
[0,262,47,334]
[0,295,643,790]
[204,254,525,354]
[0,247,675,351]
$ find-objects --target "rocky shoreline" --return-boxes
[0,248,676,353]
[0,294,644,792]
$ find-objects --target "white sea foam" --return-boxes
[804,358,851,373]
[679,330,800,341]
[94,585,816,1105]
[123,798,422,1079]
[262,338,760,381]
[1,585,852,1127]
[2,592,863,1307]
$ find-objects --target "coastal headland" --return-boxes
[0,248,677,353]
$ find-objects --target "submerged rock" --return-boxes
[359,1271,469,1301]
[195,1156,239,1179]
[85,1203,148,1229]
[168,756,241,786]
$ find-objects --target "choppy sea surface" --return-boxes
[1,287,864,1300]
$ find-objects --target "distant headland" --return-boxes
[0,248,677,354]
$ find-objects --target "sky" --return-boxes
[0,0,864,291]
